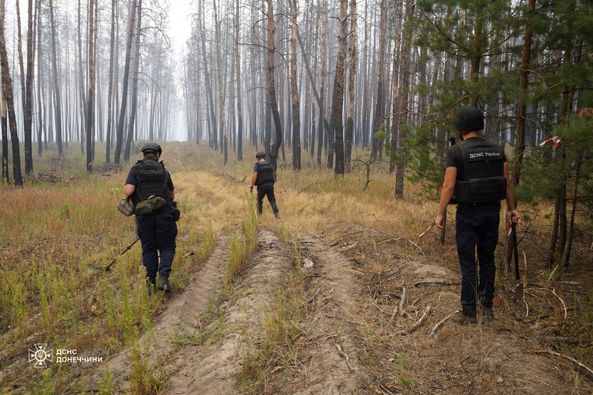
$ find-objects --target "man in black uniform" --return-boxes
[435,107,519,323]
[249,151,279,218]
[123,143,178,292]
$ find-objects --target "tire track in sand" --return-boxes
[86,234,230,393]
[287,235,369,394]
[164,229,291,395]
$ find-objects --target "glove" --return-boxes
[506,210,520,226]
[172,201,181,222]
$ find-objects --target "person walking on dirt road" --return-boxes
[124,143,178,292]
[435,107,520,324]
[250,151,279,218]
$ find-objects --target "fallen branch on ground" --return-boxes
[389,285,406,324]
[535,350,593,382]
[551,288,568,320]
[404,305,431,334]
[335,343,354,372]
[415,279,461,287]
[418,223,435,239]
[398,286,407,317]
[430,311,455,337]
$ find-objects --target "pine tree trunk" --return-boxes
[106,0,116,163]
[114,0,137,163]
[85,0,96,172]
[235,0,243,161]
[330,0,348,175]
[371,0,388,160]
[395,0,415,199]
[513,0,535,186]
[48,0,63,156]
[344,0,357,172]
[123,0,141,162]
[213,0,229,165]
[1,96,8,183]
[1,0,22,185]
[35,0,42,156]
[266,0,283,170]
[289,0,301,170]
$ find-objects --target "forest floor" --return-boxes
[1,142,592,394]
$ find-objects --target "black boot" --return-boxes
[157,276,170,292]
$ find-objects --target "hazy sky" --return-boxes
[167,0,194,140]
[168,0,193,57]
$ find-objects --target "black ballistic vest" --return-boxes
[132,159,171,205]
[454,138,506,204]
[255,161,275,186]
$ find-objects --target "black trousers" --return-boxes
[137,203,178,280]
[455,205,500,316]
[257,184,279,215]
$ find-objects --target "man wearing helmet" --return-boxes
[123,143,178,292]
[435,107,520,324]
[250,151,279,218]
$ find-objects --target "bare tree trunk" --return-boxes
[289,0,301,169]
[85,0,96,172]
[513,0,535,186]
[114,0,137,163]
[1,0,22,185]
[35,0,42,156]
[213,0,228,164]
[18,0,34,174]
[106,0,116,163]
[266,0,283,169]
[371,0,388,160]
[469,16,483,107]
[330,0,348,175]
[198,0,217,150]
[48,0,63,155]
[124,0,141,162]
[1,96,8,183]
[317,0,327,166]
[395,0,415,199]
[235,0,243,161]
[344,0,357,172]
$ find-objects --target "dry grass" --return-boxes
[2,141,591,393]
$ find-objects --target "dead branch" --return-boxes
[405,306,431,334]
[532,287,568,320]
[551,288,568,320]
[335,343,354,372]
[389,285,406,324]
[415,279,461,287]
[298,178,334,194]
[430,311,455,338]
[388,303,399,324]
[535,350,593,382]
[418,223,435,239]
[398,286,407,317]
[339,242,358,252]
[330,230,362,246]
[370,300,391,316]
[216,171,246,183]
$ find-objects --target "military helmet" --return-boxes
[454,107,484,133]
[141,143,162,155]
[256,151,266,159]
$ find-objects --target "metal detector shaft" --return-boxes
[105,238,140,271]
[512,222,522,292]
